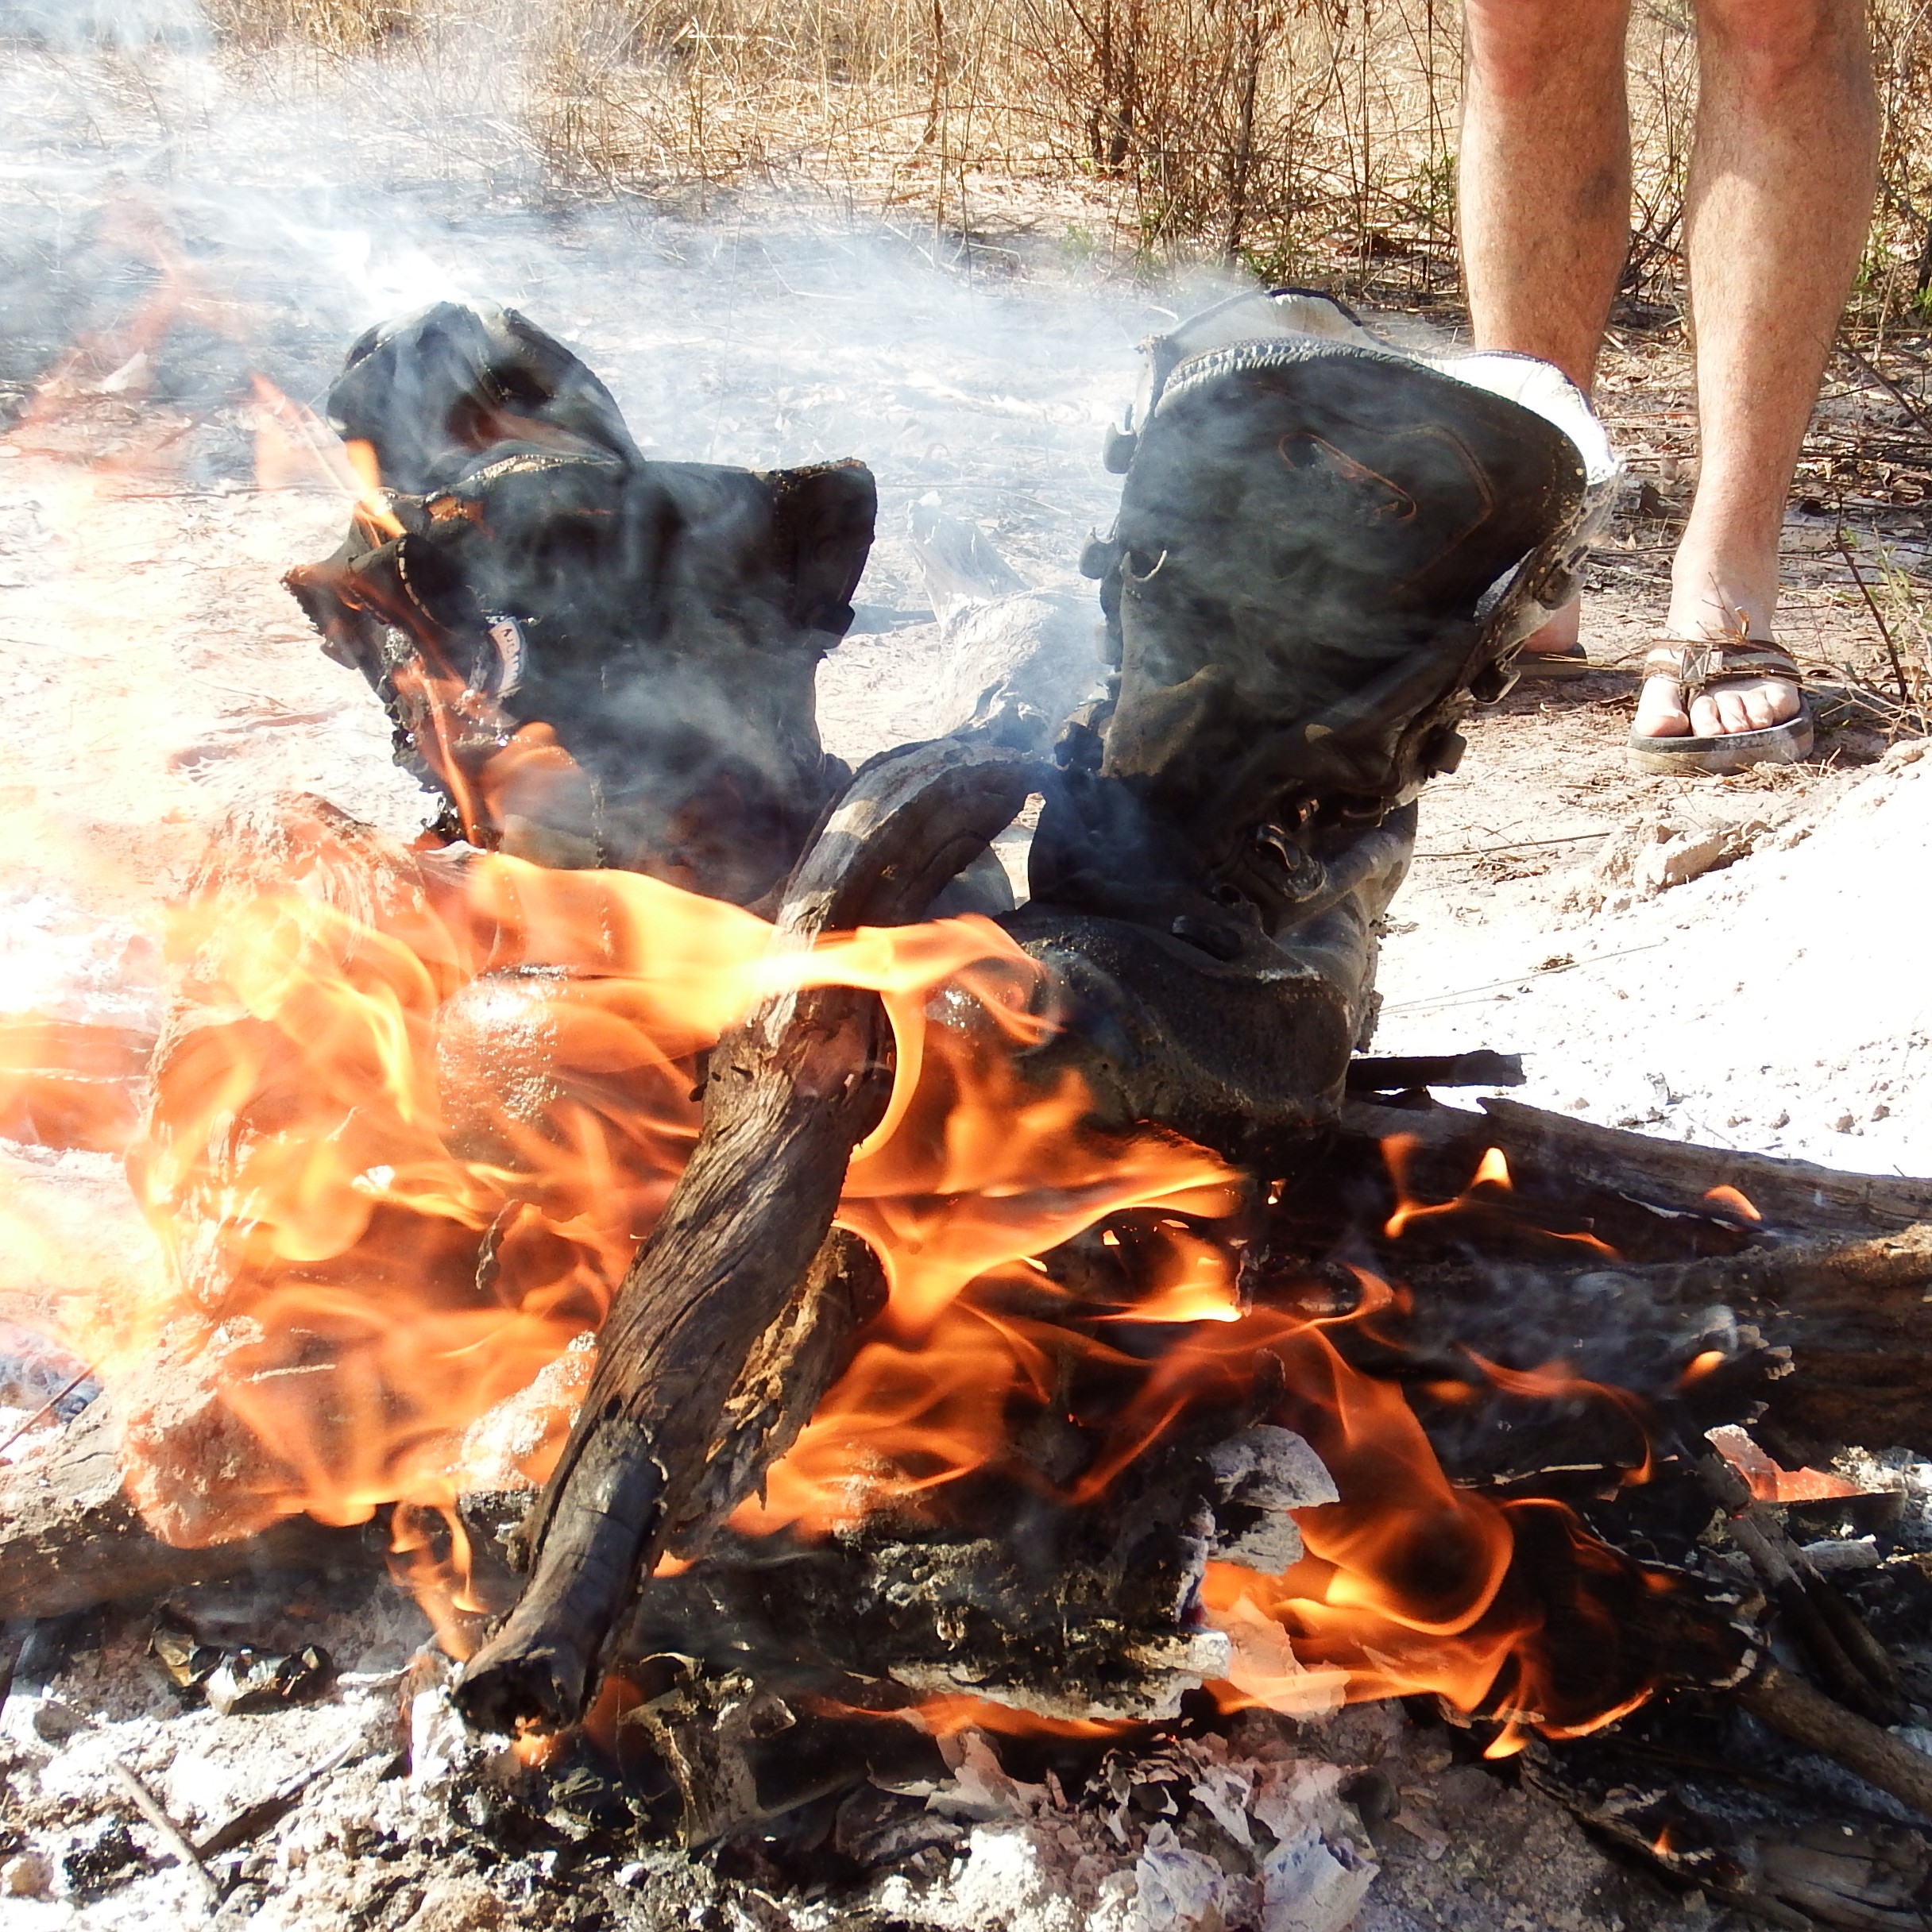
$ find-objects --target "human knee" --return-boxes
[1694,0,1870,92]
[1463,0,1629,99]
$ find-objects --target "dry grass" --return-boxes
[187,0,1932,334]
[198,0,420,52]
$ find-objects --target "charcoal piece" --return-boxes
[617,1662,949,1848]
[202,1643,334,1717]
[831,1784,960,1868]
[60,1822,149,1904]
[148,1610,220,1693]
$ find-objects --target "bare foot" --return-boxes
[1519,598,1582,656]
[1631,643,1803,741]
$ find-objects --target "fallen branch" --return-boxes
[1699,1452,1903,1725]
[106,1756,222,1911]
[458,738,1037,1734]
[1475,1095,1932,1233]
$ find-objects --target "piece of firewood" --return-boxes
[1342,1093,1932,1233]
[1740,1663,1932,1823]
[0,1398,358,1621]
[620,1662,949,1849]
[1341,1095,1932,1449]
[458,738,1038,1734]
[1521,1731,1932,1931]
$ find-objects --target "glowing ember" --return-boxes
[1706,1422,1864,1505]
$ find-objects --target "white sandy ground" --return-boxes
[1374,739,1932,1175]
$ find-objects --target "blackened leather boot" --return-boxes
[1008,291,1614,1156]
[285,302,875,908]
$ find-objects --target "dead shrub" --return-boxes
[193,0,1932,326]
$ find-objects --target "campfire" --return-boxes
[6,292,1932,1932]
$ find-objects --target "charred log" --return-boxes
[1334,1096,1932,1454]
[458,737,1038,1734]
[1342,1093,1932,1235]
[1523,1720,1932,1931]
[0,1397,360,1621]
[616,1661,950,1849]
[1741,1663,1932,1822]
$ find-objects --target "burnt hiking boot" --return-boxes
[1007,291,1614,1156]
[285,302,875,909]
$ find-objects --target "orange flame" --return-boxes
[2,804,1679,1746]
[1702,1184,1761,1223]
[1381,1138,1612,1257]
[0,226,1710,1754]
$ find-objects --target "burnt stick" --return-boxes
[1740,1663,1932,1823]
[457,737,1039,1735]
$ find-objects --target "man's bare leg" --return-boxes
[1634,0,1876,741]
[1459,0,1633,655]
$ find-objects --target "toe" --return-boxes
[1715,688,1756,736]
[1634,674,1692,740]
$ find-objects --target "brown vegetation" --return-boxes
[186,0,1932,330]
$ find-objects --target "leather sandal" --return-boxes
[1626,637,1812,774]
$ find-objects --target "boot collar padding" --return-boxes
[1135,289,1617,508]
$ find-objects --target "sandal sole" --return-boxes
[1625,705,1814,775]
[1515,647,1594,679]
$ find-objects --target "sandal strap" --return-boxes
[1641,639,1803,694]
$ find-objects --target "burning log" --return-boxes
[1342,1094,1932,1451]
[1521,1722,1932,1931]
[458,735,1039,1734]
[0,1396,358,1621]
[0,1018,153,1154]
[1379,1092,1932,1234]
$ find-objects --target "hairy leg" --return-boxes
[1460,0,1633,654]
[1635,0,1876,740]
